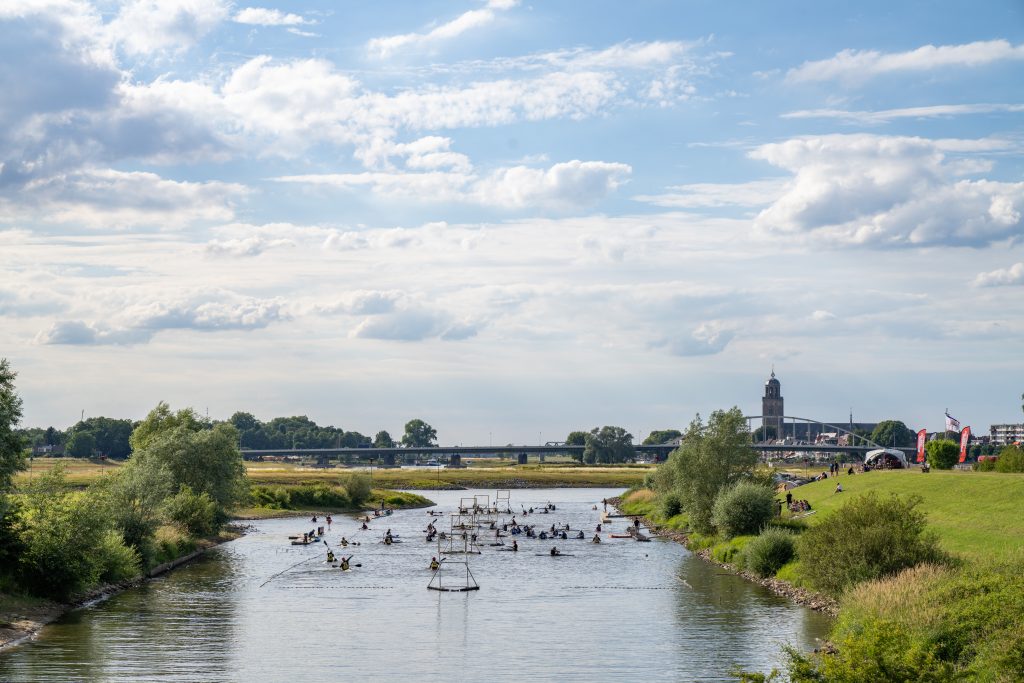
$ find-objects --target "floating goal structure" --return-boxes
[427,556,479,592]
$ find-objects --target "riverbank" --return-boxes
[609,493,838,616]
[233,488,436,519]
[0,527,242,652]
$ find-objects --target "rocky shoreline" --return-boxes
[0,526,245,652]
[609,497,838,617]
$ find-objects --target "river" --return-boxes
[0,488,830,682]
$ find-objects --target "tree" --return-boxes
[373,430,395,448]
[93,455,173,562]
[995,445,1024,473]
[66,430,97,458]
[710,480,775,538]
[129,402,207,452]
[129,403,245,523]
[0,358,26,490]
[229,411,261,432]
[582,426,635,464]
[401,419,437,447]
[73,417,133,459]
[643,429,681,446]
[752,425,777,442]
[925,439,959,470]
[666,407,757,533]
[870,420,914,448]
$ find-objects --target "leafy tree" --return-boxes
[229,411,261,432]
[72,417,133,459]
[565,431,588,446]
[92,455,174,563]
[0,358,26,490]
[129,402,207,452]
[339,431,370,448]
[797,492,944,596]
[870,420,914,448]
[666,407,757,533]
[345,474,372,507]
[130,404,245,523]
[373,430,395,448]
[643,429,681,446]
[66,430,97,458]
[582,426,635,464]
[44,426,64,446]
[164,486,218,536]
[745,528,796,578]
[925,439,959,470]
[401,419,437,447]
[752,425,778,442]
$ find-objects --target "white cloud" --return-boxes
[37,291,288,345]
[108,0,229,57]
[787,39,1024,84]
[367,1,519,58]
[1,169,244,230]
[749,134,1024,247]
[351,307,481,341]
[233,8,312,26]
[634,178,786,209]
[204,236,294,257]
[973,262,1024,287]
[654,322,736,357]
[278,159,631,209]
[782,103,1024,125]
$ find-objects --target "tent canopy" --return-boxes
[864,448,909,469]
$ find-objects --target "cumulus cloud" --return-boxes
[107,0,229,57]
[351,308,481,341]
[654,322,735,357]
[2,169,244,230]
[973,262,1024,287]
[37,291,288,345]
[279,159,631,209]
[750,134,1024,247]
[204,236,294,257]
[315,290,405,315]
[367,0,519,58]
[787,39,1024,84]
[233,8,312,26]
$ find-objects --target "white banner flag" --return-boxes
[945,412,961,432]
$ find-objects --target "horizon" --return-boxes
[2,1,1022,443]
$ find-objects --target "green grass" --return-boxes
[786,469,1024,562]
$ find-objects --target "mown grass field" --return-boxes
[783,469,1024,562]
[16,458,648,490]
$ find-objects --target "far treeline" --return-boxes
[618,403,1024,681]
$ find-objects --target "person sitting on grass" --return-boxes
[835,482,843,493]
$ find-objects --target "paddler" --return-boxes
[327,550,336,563]
[340,555,353,571]
[429,557,440,570]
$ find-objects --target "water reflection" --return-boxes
[0,489,829,682]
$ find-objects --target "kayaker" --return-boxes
[340,555,353,571]
[340,537,349,547]
[592,534,601,544]
[327,550,335,563]
[429,557,440,570]
[576,530,585,539]
[361,522,369,530]
[550,546,560,556]
[512,540,518,552]
[326,515,333,528]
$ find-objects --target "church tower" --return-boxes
[762,369,784,440]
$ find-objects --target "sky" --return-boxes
[1,0,1023,443]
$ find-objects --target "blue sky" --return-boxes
[1,0,1022,442]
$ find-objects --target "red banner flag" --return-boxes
[959,426,971,463]
[916,429,927,463]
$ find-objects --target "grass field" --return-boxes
[785,469,1024,562]
[15,458,648,490]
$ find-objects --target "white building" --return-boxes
[989,424,1024,446]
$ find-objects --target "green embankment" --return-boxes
[784,469,1024,562]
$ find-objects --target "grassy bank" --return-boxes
[16,459,649,490]
[780,469,1024,562]
[233,488,434,519]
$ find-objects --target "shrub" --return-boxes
[973,458,997,472]
[710,535,752,567]
[94,530,141,583]
[745,528,796,578]
[925,439,959,470]
[250,485,292,509]
[164,486,218,537]
[995,446,1024,473]
[344,474,372,507]
[658,491,683,518]
[289,483,349,509]
[711,480,775,539]
[797,492,945,596]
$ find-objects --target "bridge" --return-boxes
[243,415,911,466]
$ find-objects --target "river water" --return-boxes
[0,488,830,682]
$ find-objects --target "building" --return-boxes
[761,370,784,438]
[990,424,1024,446]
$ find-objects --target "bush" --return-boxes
[658,491,683,518]
[973,458,997,472]
[926,439,959,470]
[164,486,218,537]
[94,530,141,583]
[995,445,1024,473]
[710,535,752,567]
[289,483,349,509]
[250,485,292,509]
[745,528,796,578]
[711,480,775,539]
[345,474,372,507]
[797,492,945,596]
